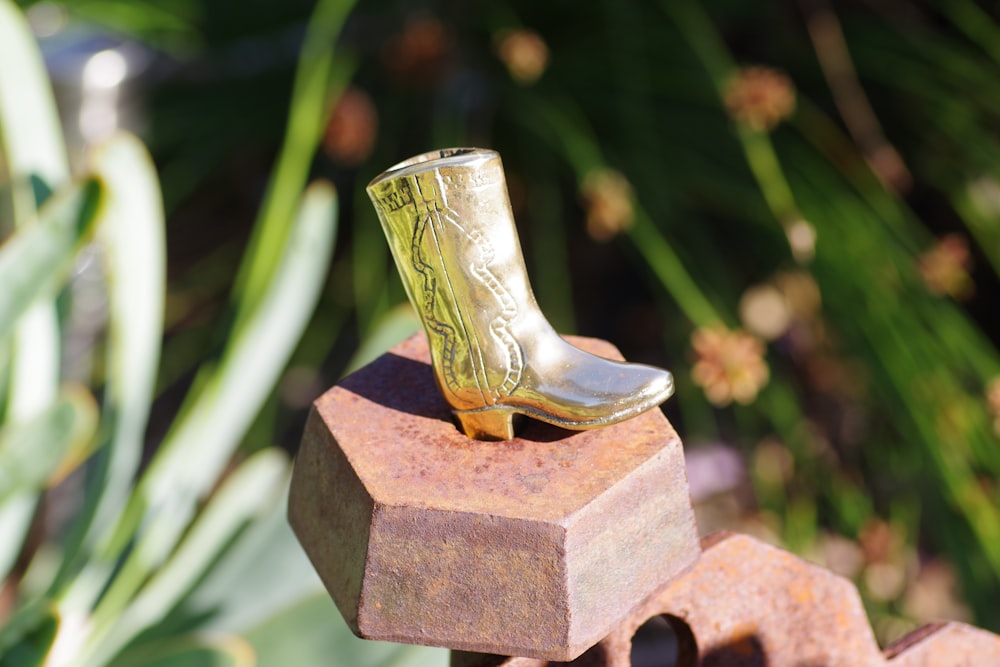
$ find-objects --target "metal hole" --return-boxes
[630,614,697,667]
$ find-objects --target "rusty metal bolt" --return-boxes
[453,532,1000,666]
[288,333,700,661]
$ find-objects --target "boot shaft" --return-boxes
[367,149,536,410]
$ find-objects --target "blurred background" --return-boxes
[2,0,1000,664]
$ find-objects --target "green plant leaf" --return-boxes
[112,478,325,660]
[65,181,338,654]
[107,635,255,667]
[0,601,59,667]
[0,0,73,583]
[230,0,357,334]
[0,0,70,199]
[243,593,447,667]
[133,180,337,553]
[84,450,289,667]
[0,381,94,582]
[177,481,327,636]
[51,134,168,588]
[343,302,421,374]
[55,0,201,54]
[0,386,99,504]
[0,495,36,585]
[0,179,105,343]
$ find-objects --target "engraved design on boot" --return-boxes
[430,170,523,402]
[410,207,460,396]
[407,171,524,406]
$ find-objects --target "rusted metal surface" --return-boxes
[884,622,1000,666]
[452,532,1000,667]
[288,332,700,661]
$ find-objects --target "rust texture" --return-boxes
[452,532,1000,667]
[883,622,1000,666]
[288,333,700,661]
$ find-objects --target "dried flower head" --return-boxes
[382,17,451,86]
[917,233,973,299]
[739,284,791,341]
[858,519,904,564]
[864,561,907,602]
[902,560,971,623]
[857,519,914,603]
[724,66,796,132]
[784,218,816,263]
[495,29,549,85]
[691,326,770,406]
[820,532,865,580]
[323,87,378,166]
[580,168,635,241]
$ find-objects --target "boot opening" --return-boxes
[375,147,496,183]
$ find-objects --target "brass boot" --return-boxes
[367,148,673,440]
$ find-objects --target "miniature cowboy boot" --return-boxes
[367,148,673,440]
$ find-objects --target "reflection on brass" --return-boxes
[367,148,673,440]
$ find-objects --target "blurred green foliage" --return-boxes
[2,0,1000,663]
[0,0,443,663]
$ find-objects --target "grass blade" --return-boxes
[230,0,357,332]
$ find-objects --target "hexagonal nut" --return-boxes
[288,333,699,661]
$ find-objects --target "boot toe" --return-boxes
[604,363,673,424]
[637,366,674,406]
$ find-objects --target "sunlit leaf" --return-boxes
[85,450,289,667]
[0,601,59,667]
[108,635,255,667]
[0,179,104,343]
[134,180,337,552]
[70,181,338,654]
[0,0,69,197]
[56,134,167,575]
[244,593,447,667]
[0,495,36,585]
[178,482,327,635]
[0,386,99,504]
[343,302,420,374]
[230,0,357,333]
[0,0,72,583]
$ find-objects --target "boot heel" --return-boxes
[455,409,516,440]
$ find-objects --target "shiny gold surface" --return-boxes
[367,148,673,440]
